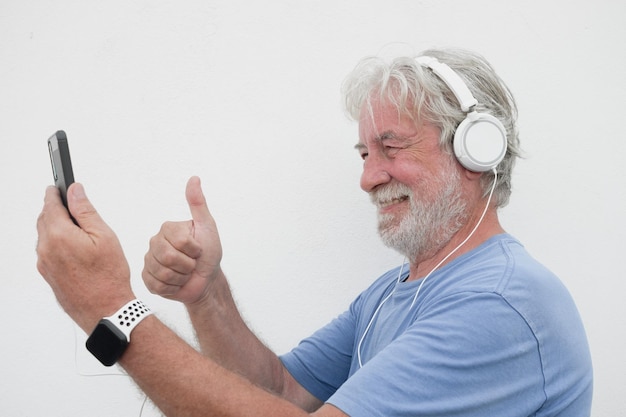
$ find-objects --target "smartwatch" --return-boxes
[86,299,152,366]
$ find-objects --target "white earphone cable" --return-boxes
[357,169,499,368]
[409,168,498,308]
[357,259,406,368]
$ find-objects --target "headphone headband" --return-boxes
[416,56,477,112]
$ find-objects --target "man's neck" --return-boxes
[406,209,504,281]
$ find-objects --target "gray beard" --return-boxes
[372,169,468,262]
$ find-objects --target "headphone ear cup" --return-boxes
[453,112,507,172]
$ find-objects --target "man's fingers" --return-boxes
[66,183,107,233]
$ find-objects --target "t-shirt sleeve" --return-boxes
[327,292,546,417]
[280,301,360,402]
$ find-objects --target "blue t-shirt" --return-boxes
[280,234,593,416]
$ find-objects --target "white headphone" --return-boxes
[416,56,507,172]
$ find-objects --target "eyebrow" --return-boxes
[354,131,400,150]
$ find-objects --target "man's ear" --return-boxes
[462,167,483,181]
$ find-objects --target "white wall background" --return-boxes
[1,0,623,415]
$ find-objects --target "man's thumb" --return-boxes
[186,176,212,226]
[67,183,106,231]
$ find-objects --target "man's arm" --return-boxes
[184,270,322,411]
[141,177,322,410]
[36,181,337,416]
[119,314,336,416]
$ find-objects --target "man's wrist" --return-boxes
[186,267,229,312]
[86,299,153,366]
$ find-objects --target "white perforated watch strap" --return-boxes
[105,299,152,340]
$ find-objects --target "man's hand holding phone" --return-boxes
[40,131,135,333]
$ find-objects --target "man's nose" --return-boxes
[360,153,392,193]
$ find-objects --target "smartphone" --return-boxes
[47,130,75,208]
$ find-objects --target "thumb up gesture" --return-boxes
[142,177,223,305]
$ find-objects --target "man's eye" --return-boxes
[385,146,400,156]
[360,152,369,160]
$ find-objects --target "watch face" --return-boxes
[86,320,129,366]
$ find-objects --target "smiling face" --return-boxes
[357,96,469,262]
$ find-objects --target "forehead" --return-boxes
[358,97,419,143]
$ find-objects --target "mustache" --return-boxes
[369,183,413,207]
